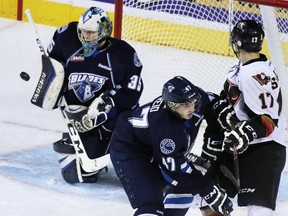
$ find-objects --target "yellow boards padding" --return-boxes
[0,0,115,32]
[22,0,87,27]
[0,1,18,19]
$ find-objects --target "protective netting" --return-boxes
[119,0,288,104]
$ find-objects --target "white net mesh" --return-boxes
[119,0,288,104]
[274,6,288,63]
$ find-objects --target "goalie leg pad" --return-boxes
[53,136,99,183]
[53,138,75,154]
[53,137,81,183]
[59,158,81,184]
[31,55,64,110]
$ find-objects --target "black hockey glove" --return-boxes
[212,96,238,131]
[223,121,257,154]
[186,153,212,176]
[201,184,233,215]
[201,137,223,161]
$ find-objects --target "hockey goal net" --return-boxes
[114,0,288,116]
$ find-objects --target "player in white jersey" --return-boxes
[211,20,286,216]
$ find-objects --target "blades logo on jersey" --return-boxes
[160,139,176,155]
[252,72,270,86]
[68,73,108,102]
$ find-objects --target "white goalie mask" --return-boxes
[77,7,112,57]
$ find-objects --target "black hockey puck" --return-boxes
[20,71,30,81]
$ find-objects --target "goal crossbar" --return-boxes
[236,0,288,8]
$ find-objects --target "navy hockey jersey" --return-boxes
[47,22,143,111]
[111,90,224,189]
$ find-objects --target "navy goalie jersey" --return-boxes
[47,22,143,111]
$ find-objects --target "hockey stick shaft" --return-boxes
[220,164,240,190]
[229,118,241,190]
[232,144,240,188]
[25,9,47,56]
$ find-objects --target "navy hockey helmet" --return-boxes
[230,19,265,52]
[162,76,201,111]
[77,7,112,57]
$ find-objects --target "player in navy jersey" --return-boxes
[47,7,143,183]
[110,76,233,216]
[212,20,286,216]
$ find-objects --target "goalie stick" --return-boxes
[59,83,121,174]
[25,9,47,56]
[60,100,110,172]
[25,8,112,177]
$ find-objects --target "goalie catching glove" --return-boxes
[65,95,116,133]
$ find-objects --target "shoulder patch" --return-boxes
[160,139,175,155]
[57,24,69,34]
[133,52,142,67]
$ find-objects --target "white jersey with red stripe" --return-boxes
[223,55,286,146]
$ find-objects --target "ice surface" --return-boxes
[0,18,287,216]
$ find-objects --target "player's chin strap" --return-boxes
[60,97,110,178]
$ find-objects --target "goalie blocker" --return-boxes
[31,55,64,110]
